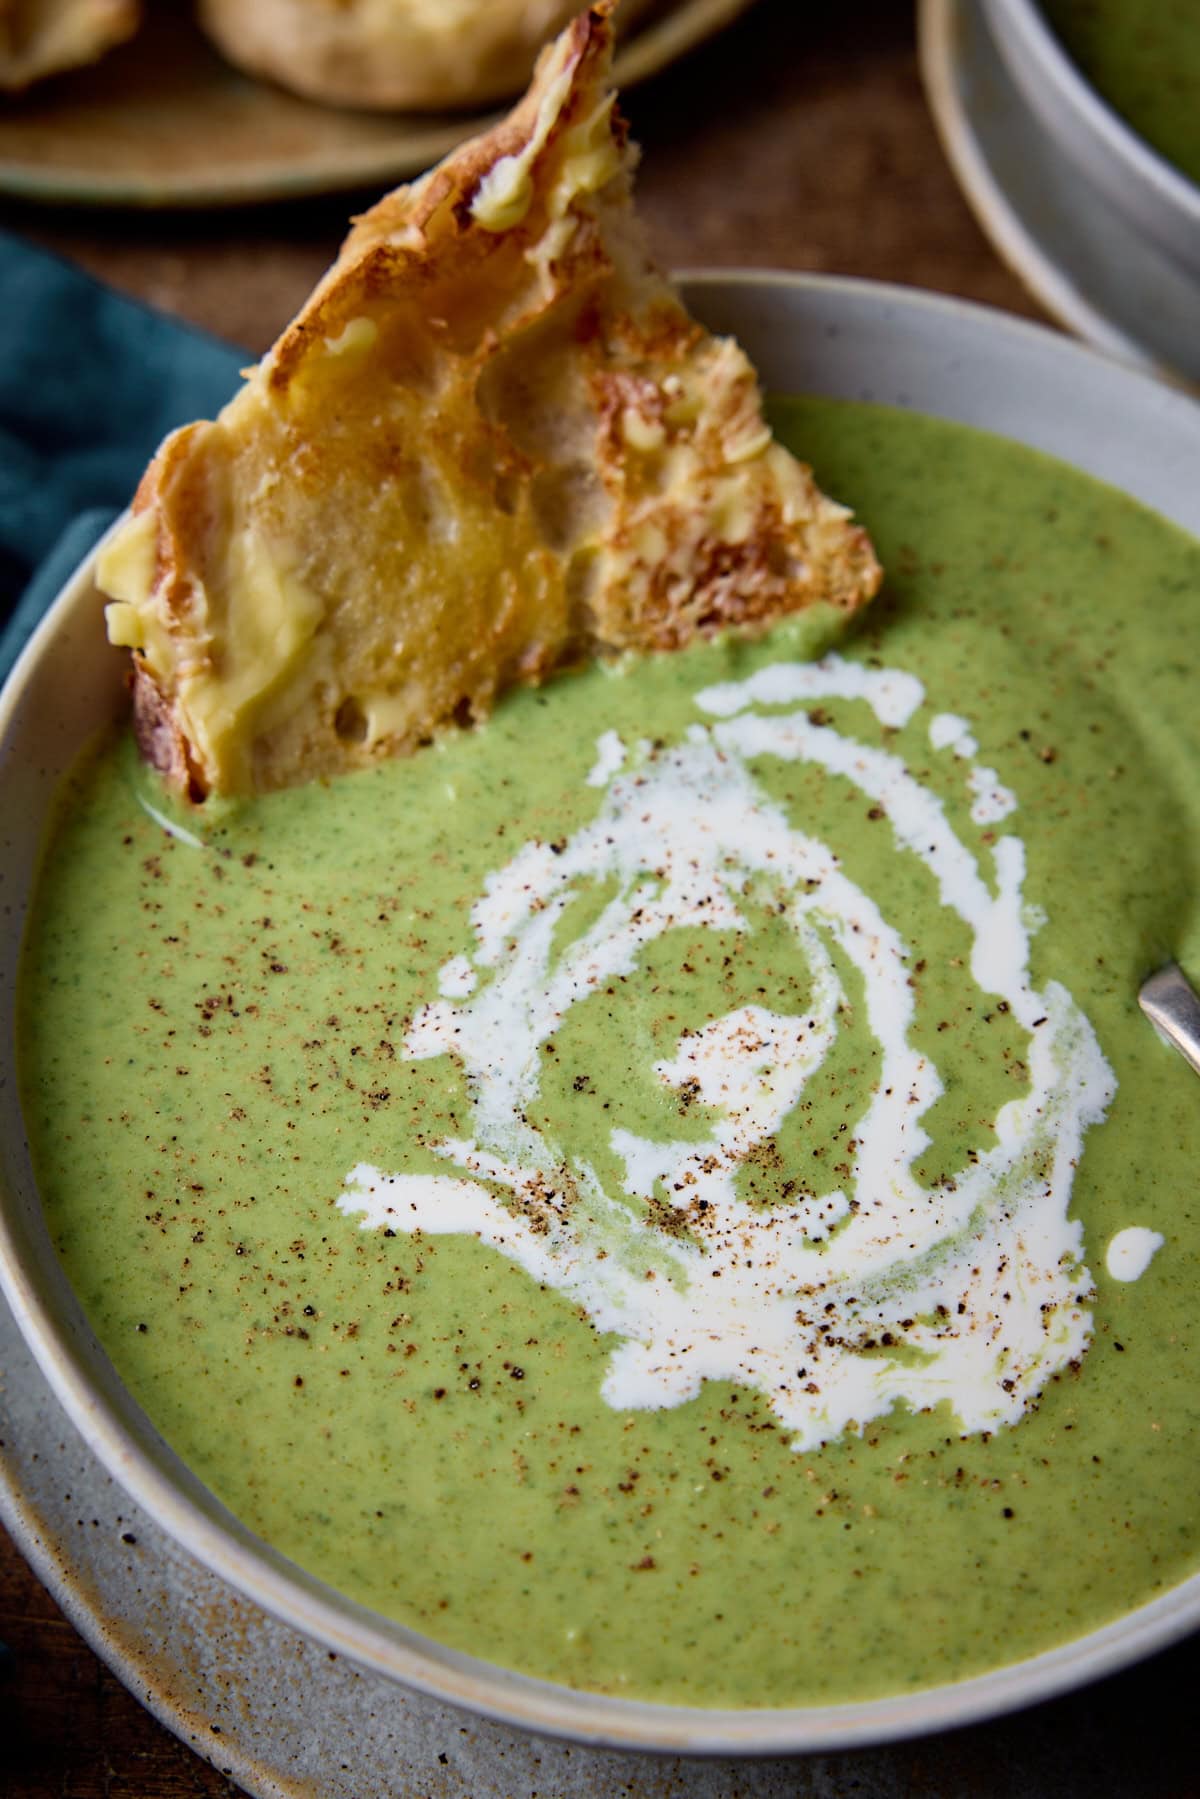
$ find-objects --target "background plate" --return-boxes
[0,0,754,208]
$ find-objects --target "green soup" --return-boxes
[17,400,1200,1708]
[1041,0,1200,187]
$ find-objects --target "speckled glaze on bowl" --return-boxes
[1,275,1199,1756]
[983,0,1200,280]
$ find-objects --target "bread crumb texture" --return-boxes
[99,3,882,798]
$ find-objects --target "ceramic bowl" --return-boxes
[1,274,1199,1756]
[982,0,1200,281]
[919,0,1200,388]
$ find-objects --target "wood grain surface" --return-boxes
[0,3,1147,1795]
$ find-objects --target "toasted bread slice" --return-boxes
[100,3,881,799]
[196,0,653,113]
[0,0,139,91]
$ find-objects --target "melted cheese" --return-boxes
[181,531,324,787]
[472,77,621,233]
[101,511,159,652]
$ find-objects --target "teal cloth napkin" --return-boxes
[0,229,244,684]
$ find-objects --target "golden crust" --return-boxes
[99,3,881,799]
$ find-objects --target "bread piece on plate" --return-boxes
[0,0,139,92]
[100,2,882,800]
[196,0,652,113]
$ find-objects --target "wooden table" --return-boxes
[0,4,1186,1795]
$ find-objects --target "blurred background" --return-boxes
[0,0,1037,354]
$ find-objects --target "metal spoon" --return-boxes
[1138,962,1200,1077]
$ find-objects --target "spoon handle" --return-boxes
[1139,962,1200,1077]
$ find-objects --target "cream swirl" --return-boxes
[338,654,1117,1450]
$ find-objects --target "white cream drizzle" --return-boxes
[586,728,626,787]
[437,954,477,999]
[930,712,978,757]
[967,764,1018,826]
[338,653,1122,1451]
[1105,1226,1164,1282]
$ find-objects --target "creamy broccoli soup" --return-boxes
[18,401,1200,1707]
[1041,0,1200,187]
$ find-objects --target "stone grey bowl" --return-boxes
[1,274,1199,1756]
[983,0,1200,280]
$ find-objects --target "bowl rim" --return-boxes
[917,0,1199,392]
[1,270,1199,1758]
[981,0,1200,278]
